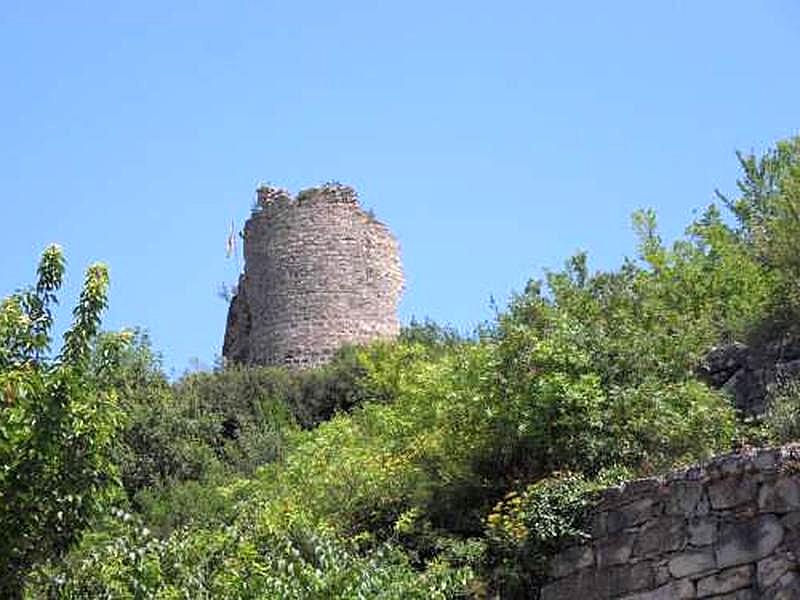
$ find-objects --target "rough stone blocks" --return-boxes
[223,183,404,369]
[541,445,800,599]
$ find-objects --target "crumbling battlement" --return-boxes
[223,184,404,369]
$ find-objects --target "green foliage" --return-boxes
[113,344,370,488]
[491,245,740,479]
[89,329,166,402]
[762,379,800,444]
[399,317,466,353]
[106,340,373,535]
[283,345,375,426]
[132,477,240,537]
[0,245,123,597]
[108,353,296,534]
[485,473,595,597]
[34,341,491,595]
[249,342,484,535]
[719,138,800,335]
[33,510,472,599]
[0,244,64,367]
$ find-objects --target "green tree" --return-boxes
[719,137,800,330]
[0,245,123,597]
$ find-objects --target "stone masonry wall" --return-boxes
[542,445,800,599]
[223,183,404,369]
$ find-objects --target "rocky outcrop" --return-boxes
[223,184,404,369]
[541,446,800,599]
[698,339,800,416]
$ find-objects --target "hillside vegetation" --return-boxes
[3,137,800,598]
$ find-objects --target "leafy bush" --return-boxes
[762,379,800,444]
[399,317,467,353]
[488,247,739,480]
[107,340,377,535]
[0,245,124,597]
[484,473,594,597]
[118,343,372,487]
[34,509,473,599]
[718,138,800,342]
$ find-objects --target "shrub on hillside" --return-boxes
[110,340,373,492]
[484,473,594,598]
[0,246,124,597]
[487,246,741,480]
[33,509,473,599]
[762,379,800,444]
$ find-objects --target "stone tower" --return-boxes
[223,183,404,368]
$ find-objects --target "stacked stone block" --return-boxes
[223,183,404,369]
[542,445,800,599]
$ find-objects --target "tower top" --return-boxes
[255,182,359,211]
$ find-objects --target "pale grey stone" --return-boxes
[708,589,757,600]
[598,562,655,597]
[539,449,800,600]
[696,565,753,597]
[665,480,704,515]
[719,456,746,477]
[540,569,593,600]
[549,544,594,579]
[695,492,711,516]
[688,517,717,547]
[759,476,800,513]
[754,449,780,471]
[780,510,800,529]
[654,563,672,586]
[763,570,800,600]
[757,553,793,589]
[708,476,757,510]
[590,511,609,537]
[606,497,657,533]
[595,532,635,567]
[668,547,717,578]
[716,515,784,568]
[700,341,800,417]
[620,578,695,600]
[633,516,686,557]
[624,478,662,495]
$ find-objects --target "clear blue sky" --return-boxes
[2,2,799,374]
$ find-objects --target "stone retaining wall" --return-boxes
[542,446,800,599]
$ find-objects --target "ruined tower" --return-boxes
[223,183,404,368]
